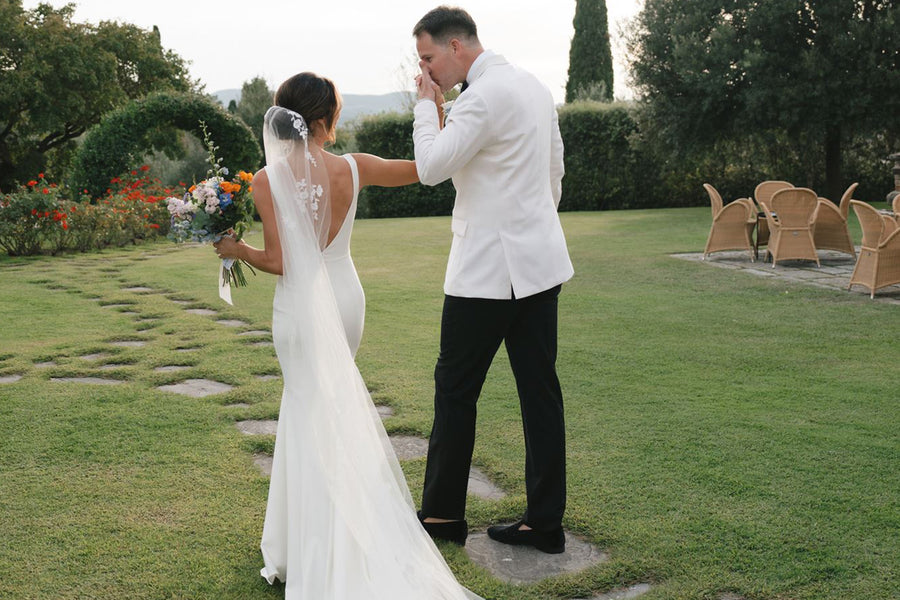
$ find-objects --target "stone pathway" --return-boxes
[675,248,900,303]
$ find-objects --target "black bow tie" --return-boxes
[460,80,469,93]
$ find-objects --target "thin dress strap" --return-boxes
[343,154,360,201]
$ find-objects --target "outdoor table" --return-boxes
[754,211,770,260]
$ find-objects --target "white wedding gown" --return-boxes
[260,153,481,599]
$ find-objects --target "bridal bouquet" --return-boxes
[166,123,256,301]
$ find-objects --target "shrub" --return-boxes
[557,101,663,211]
[354,112,455,218]
[0,175,67,256]
[0,167,175,257]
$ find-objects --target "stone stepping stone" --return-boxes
[154,365,191,373]
[170,299,192,305]
[235,420,278,435]
[240,330,271,336]
[217,319,249,328]
[467,467,506,500]
[256,374,280,381]
[80,353,111,361]
[185,308,217,316]
[376,405,394,419]
[0,375,23,384]
[226,403,250,409]
[390,435,429,460]
[51,377,123,386]
[578,584,653,600]
[250,341,274,347]
[465,530,608,585]
[122,311,140,316]
[157,379,233,397]
[34,361,57,368]
[575,584,653,600]
[122,286,154,292]
[110,340,147,348]
[253,453,273,476]
[98,364,129,371]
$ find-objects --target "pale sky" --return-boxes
[23,0,642,103]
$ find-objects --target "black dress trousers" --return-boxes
[420,284,566,531]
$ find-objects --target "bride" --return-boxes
[213,73,480,599]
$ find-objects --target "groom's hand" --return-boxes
[416,62,437,102]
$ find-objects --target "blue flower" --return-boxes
[218,192,233,208]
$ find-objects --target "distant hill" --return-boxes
[213,89,414,125]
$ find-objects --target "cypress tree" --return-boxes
[565,0,614,103]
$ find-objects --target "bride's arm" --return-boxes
[353,153,419,188]
[213,170,283,275]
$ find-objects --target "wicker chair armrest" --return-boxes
[880,219,900,246]
[759,202,778,229]
[815,199,843,221]
[713,200,752,223]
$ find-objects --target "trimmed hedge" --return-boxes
[557,101,660,210]
[354,112,455,218]
[353,104,657,216]
[71,92,261,197]
[353,103,894,216]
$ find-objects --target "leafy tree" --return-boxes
[234,77,272,162]
[0,1,193,191]
[566,0,614,103]
[627,0,900,201]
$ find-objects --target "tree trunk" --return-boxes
[824,125,842,202]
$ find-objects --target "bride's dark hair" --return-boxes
[274,72,341,143]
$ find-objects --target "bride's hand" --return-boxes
[213,233,243,260]
[432,82,446,128]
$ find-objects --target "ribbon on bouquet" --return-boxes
[218,258,235,305]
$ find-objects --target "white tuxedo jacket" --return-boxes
[413,52,574,300]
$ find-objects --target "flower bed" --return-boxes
[0,168,176,256]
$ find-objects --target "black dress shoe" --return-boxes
[417,511,468,546]
[487,520,565,554]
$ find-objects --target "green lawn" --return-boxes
[0,209,897,599]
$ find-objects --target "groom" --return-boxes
[411,6,574,554]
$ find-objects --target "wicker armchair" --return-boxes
[702,184,756,261]
[759,187,820,267]
[813,182,858,258]
[753,180,793,254]
[848,200,900,298]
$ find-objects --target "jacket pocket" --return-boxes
[451,217,468,237]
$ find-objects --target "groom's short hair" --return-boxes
[413,6,478,43]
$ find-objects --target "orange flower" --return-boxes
[189,185,197,193]
[238,171,253,182]
[27,180,38,187]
